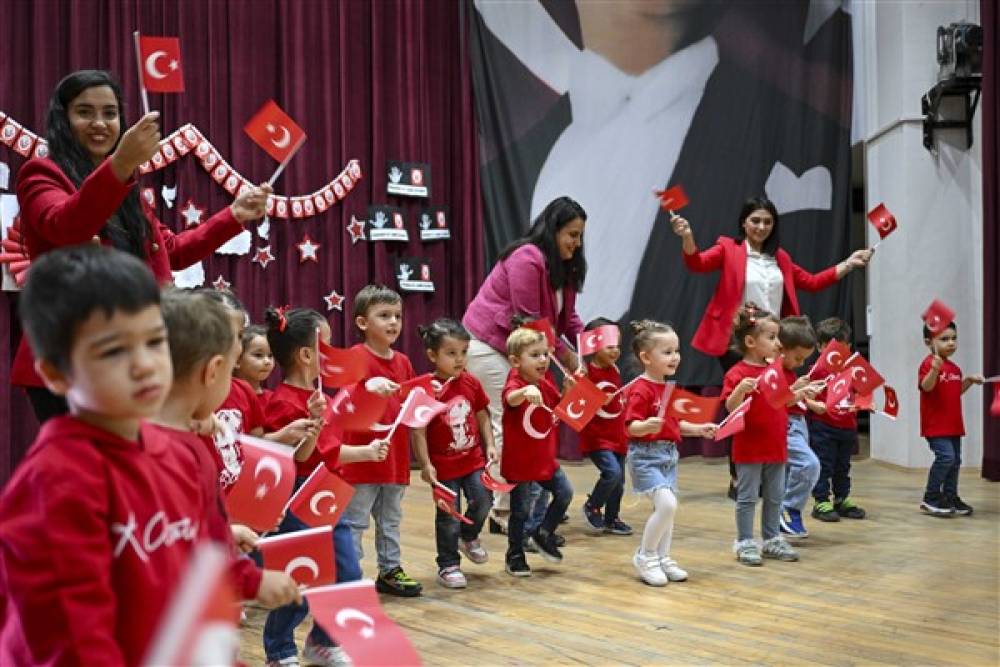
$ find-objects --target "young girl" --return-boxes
[579,317,631,536]
[235,324,276,405]
[260,306,388,666]
[411,319,498,589]
[721,303,806,566]
[625,320,717,587]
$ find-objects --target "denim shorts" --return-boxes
[627,440,679,494]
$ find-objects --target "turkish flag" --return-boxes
[991,385,1000,417]
[396,389,448,428]
[854,392,875,411]
[138,36,185,93]
[432,483,474,525]
[225,434,296,533]
[553,376,607,431]
[882,385,900,419]
[866,203,897,240]
[921,299,956,336]
[807,339,851,379]
[522,317,557,349]
[843,353,885,395]
[244,100,306,163]
[287,464,355,529]
[480,467,516,493]
[318,340,367,388]
[715,397,752,440]
[654,184,690,211]
[327,386,389,433]
[399,373,450,400]
[665,388,721,424]
[577,325,620,356]
[257,526,336,587]
[824,370,854,412]
[305,581,422,666]
[757,356,795,409]
[142,542,240,666]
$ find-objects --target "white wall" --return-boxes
[858,1,983,468]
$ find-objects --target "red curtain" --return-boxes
[982,0,999,481]
[0,0,482,485]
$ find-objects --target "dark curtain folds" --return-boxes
[0,0,482,485]
[982,0,999,481]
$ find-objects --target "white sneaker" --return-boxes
[303,638,352,667]
[266,657,300,667]
[659,556,688,582]
[632,549,668,586]
[437,565,468,589]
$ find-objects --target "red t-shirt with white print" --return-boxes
[919,356,965,437]
[500,370,561,483]
[213,377,265,490]
[579,362,628,454]
[721,361,788,463]
[623,376,681,443]
[425,371,490,481]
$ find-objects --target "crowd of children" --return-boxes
[0,244,985,666]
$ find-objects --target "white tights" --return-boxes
[639,487,677,558]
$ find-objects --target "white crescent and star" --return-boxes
[826,350,843,367]
[285,556,320,582]
[832,378,849,396]
[522,405,552,439]
[335,608,376,639]
[413,406,435,424]
[565,399,586,420]
[254,456,283,499]
[762,368,780,392]
[595,381,622,419]
[144,51,176,79]
[309,490,337,515]
[672,398,699,415]
[851,367,868,384]
[265,123,292,149]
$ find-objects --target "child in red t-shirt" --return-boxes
[625,320,717,586]
[722,304,805,566]
[501,327,574,577]
[806,318,867,522]
[235,323,276,402]
[411,319,497,589]
[918,320,984,516]
[578,318,632,536]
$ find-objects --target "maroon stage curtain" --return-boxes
[982,0,999,481]
[0,0,482,485]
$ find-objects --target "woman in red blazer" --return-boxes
[12,70,270,421]
[671,196,872,366]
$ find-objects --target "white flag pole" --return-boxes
[132,31,151,116]
[267,134,306,187]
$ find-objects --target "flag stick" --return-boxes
[609,376,641,398]
[132,31,151,116]
[576,333,583,371]
[549,352,572,378]
[267,135,306,186]
[314,327,323,392]
[655,382,675,419]
[384,391,416,442]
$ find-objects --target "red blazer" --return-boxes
[683,236,838,357]
[11,157,245,387]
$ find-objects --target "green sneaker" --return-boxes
[834,497,866,519]
[811,501,840,522]
[375,566,423,597]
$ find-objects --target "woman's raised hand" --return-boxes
[670,214,692,238]
[110,112,161,181]
[230,183,273,223]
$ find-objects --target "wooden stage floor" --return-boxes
[239,456,999,666]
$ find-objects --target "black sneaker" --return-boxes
[582,498,604,532]
[603,518,634,536]
[833,498,866,520]
[811,501,841,522]
[522,537,538,553]
[552,532,566,547]
[530,530,563,563]
[375,567,423,597]
[947,494,973,516]
[920,493,955,517]
[505,554,532,577]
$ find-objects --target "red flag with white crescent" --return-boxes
[824,370,854,412]
[286,464,356,529]
[327,386,389,433]
[866,202,897,240]
[715,397,752,440]
[225,434,296,533]
[921,299,956,337]
[664,387,721,425]
[257,526,336,587]
[807,339,851,379]
[757,356,795,409]
[882,385,900,419]
[396,389,448,428]
[842,353,885,396]
[138,35,185,92]
[577,325,620,356]
[244,100,306,163]
[553,376,606,431]
[432,483,474,525]
[318,340,367,388]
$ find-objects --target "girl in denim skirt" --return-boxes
[624,320,718,586]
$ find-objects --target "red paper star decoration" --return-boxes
[297,234,321,263]
[323,289,345,312]
[180,199,206,228]
[347,215,366,244]
[252,245,275,269]
[212,275,231,291]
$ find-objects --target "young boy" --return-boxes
[807,318,866,522]
[918,320,983,515]
[777,317,823,538]
[501,327,574,577]
[0,246,206,664]
[338,285,422,596]
[578,317,631,536]
[149,289,300,610]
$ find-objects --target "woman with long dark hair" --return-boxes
[462,195,587,532]
[12,69,271,422]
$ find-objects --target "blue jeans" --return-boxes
[809,420,856,502]
[784,416,820,512]
[435,469,491,569]
[586,450,625,522]
[925,436,962,497]
[525,483,549,535]
[262,484,362,660]
[507,467,573,560]
[340,483,406,574]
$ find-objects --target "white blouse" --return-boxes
[743,244,784,316]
